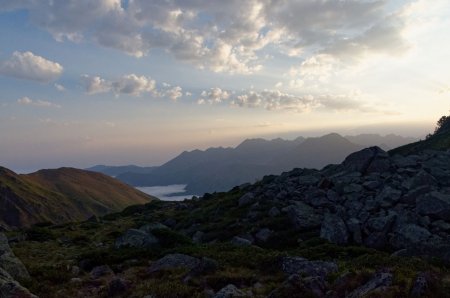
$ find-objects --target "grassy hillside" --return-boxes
[0,167,156,228]
[389,129,450,156]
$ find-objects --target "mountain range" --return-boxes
[5,123,449,297]
[89,133,417,195]
[0,167,155,229]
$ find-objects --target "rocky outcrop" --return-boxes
[0,233,36,297]
[235,147,450,261]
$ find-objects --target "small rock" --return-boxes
[255,228,272,242]
[268,207,280,217]
[71,265,80,276]
[213,284,246,298]
[192,231,204,244]
[90,265,113,279]
[231,236,252,247]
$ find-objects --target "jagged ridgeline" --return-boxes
[3,115,450,297]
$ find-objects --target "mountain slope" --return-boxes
[85,165,156,177]
[0,167,155,229]
[390,129,450,155]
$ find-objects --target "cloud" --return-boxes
[198,88,230,104]
[0,51,63,82]
[232,90,315,112]
[17,96,61,108]
[199,87,389,114]
[80,75,111,94]
[111,74,156,96]
[3,0,417,74]
[161,86,183,101]
[81,74,182,99]
[54,83,66,91]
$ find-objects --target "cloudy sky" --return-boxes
[0,0,449,171]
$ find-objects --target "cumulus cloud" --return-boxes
[198,88,230,104]
[0,51,63,82]
[81,74,182,100]
[199,87,385,114]
[161,86,183,101]
[80,75,111,94]
[232,90,315,112]
[17,96,61,108]
[3,0,417,74]
[111,74,156,96]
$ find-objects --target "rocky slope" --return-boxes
[0,167,156,229]
[5,146,450,297]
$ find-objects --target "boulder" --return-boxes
[238,192,256,207]
[343,147,388,174]
[285,203,323,230]
[268,207,280,217]
[115,228,159,249]
[255,228,272,242]
[390,224,431,250]
[231,236,252,247]
[346,272,393,298]
[0,268,37,298]
[213,284,246,298]
[0,233,30,281]
[320,213,349,245]
[281,257,338,278]
[416,191,450,220]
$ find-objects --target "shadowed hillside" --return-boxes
[0,167,156,229]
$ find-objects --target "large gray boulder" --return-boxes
[285,203,323,230]
[416,191,450,220]
[0,268,37,298]
[0,233,30,281]
[343,147,389,174]
[320,213,349,245]
[390,224,432,250]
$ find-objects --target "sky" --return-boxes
[0,0,449,172]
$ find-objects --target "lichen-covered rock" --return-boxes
[0,233,30,281]
[320,213,349,245]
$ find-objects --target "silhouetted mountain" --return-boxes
[85,165,156,177]
[276,133,362,169]
[116,134,363,194]
[0,166,155,229]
